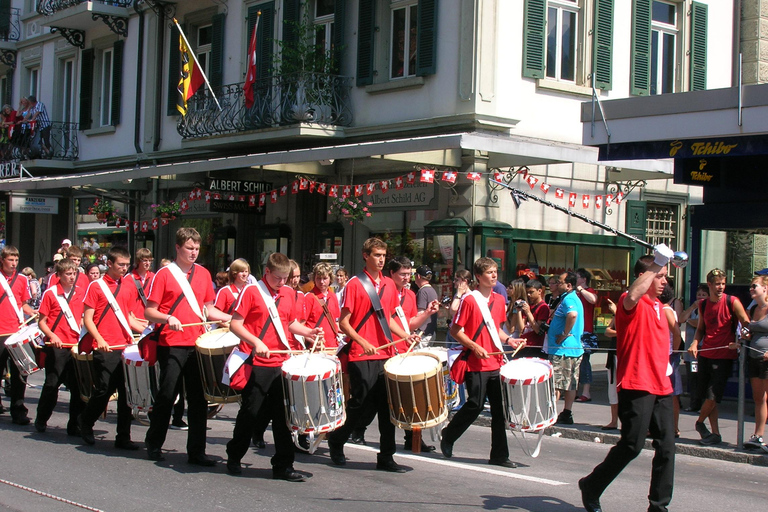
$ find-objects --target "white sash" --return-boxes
[0,272,23,324]
[394,306,410,335]
[253,280,291,350]
[95,279,133,340]
[168,262,205,322]
[471,290,504,352]
[53,285,80,333]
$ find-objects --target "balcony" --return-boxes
[37,1,130,39]
[1,122,79,163]
[178,72,353,140]
[0,7,20,44]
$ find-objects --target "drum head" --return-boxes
[499,357,552,385]
[282,353,338,378]
[385,353,440,377]
[196,329,239,349]
[122,344,143,363]
[417,347,448,364]
[5,324,38,346]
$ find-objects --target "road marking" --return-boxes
[343,444,568,486]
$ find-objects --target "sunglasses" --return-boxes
[751,283,762,289]
[708,269,726,278]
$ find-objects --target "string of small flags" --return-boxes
[514,168,624,210]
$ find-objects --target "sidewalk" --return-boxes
[473,360,768,467]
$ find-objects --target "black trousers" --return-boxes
[80,350,132,441]
[227,365,294,470]
[328,359,396,460]
[0,335,28,419]
[441,369,509,461]
[36,346,84,428]
[582,390,675,512]
[145,345,207,457]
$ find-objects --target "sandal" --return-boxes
[575,395,592,402]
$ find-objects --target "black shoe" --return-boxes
[170,419,188,431]
[578,477,602,512]
[556,411,574,425]
[0,404,5,414]
[376,459,406,473]
[295,434,310,453]
[66,425,81,437]
[115,439,140,451]
[349,431,366,445]
[147,448,165,461]
[440,436,453,458]
[273,467,306,482]
[12,415,30,426]
[34,420,46,433]
[252,435,266,449]
[188,454,216,467]
[489,458,518,469]
[226,460,242,475]
[695,421,711,440]
[699,433,722,446]
[78,416,95,445]
[328,443,346,466]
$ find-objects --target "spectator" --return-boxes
[20,267,40,310]
[575,268,598,403]
[742,275,768,452]
[85,263,101,282]
[14,97,30,158]
[0,104,16,159]
[414,265,439,337]
[214,271,229,292]
[601,300,619,430]
[503,279,527,338]
[27,95,51,158]
[517,279,549,358]
[680,284,708,412]
[57,239,72,257]
[335,267,348,304]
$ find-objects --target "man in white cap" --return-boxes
[57,239,72,257]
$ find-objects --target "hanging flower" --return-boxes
[151,200,182,220]
[88,199,117,224]
[328,196,373,224]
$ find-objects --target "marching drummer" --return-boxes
[225,252,323,481]
[77,246,146,449]
[303,262,341,349]
[439,257,523,469]
[35,259,86,435]
[0,246,37,424]
[327,238,420,473]
[214,259,250,319]
[46,245,89,290]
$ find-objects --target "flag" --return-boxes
[582,195,590,209]
[270,190,278,203]
[161,217,170,226]
[176,33,205,116]
[141,221,149,232]
[291,181,299,194]
[615,192,624,204]
[300,178,309,190]
[493,172,504,183]
[394,177,404,190]
[555,188,565,199]
[605,194,614,205]
[243,12,261,109]
[380,180,389,193]
[204,191,211,202]
[151,218,159,230]
[526,176,539,189]
[280,185,288,196]
[354,185,364,196]
[442,171,457,184]
[342,185,351,199]
[540,183,551,194]
[406,172,416,184]
[467,172,481,181]
[249,195,256,207]
[595,195,603,209]
[568,193,577,208]
[317,183,327,195]
[259,193,266,207]
[329,185,338,198]
[420,169,434,183]
[366,183,376,195]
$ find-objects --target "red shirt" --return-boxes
[0,270,30,333]
[214,284,242,315]
[452,291,506,372]
[343,270,399,362]
[48,269,89,291]
[521,300,550,348]
[304,286,341,348]
[147,264,214,347]
[129,269,154,320]
[578,287,597,332]
[616,293,673,395]
[234,281,302,367]
[82,274,139,350]
[39,283,85,347]
[698,295,740,360]
[392,287,417,352]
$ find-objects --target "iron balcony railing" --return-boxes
[0,8,20,42]
[37,0,131,16]
[178,72,353,139]
[1,121,79,161]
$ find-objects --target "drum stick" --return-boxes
[373,338,406,352]
[270,348,336,355]
[179,321,219,328]
[1,315,41,336]
[44,342,78,348]
[403,337,420,355]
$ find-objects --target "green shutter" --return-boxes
[690,1,707,91]
[592,0,613,90]
[79,48,94,130]
[625,200,648,267]
[110,40,123,126]
[167,24,180,116]
[630,0,651,96]
[249,2,274,78]
[210,13,225,88]
[416,0,437,76]
[356,0,375,86]
[522,0,546,79]
[333,0,346,73]
[283,0,300,46]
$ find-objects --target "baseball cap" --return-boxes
[415,265,433,278]
[53,254,64,262]
[61,239,72,246]
[755,268,768,276]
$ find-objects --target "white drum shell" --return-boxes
[281,353,345,434]
[499,358,557,432]
[121,345,159,413]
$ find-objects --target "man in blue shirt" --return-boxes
[547,271,585,425]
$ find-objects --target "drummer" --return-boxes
[47,246,88,290]
[303,262,341,348]
[225,252,323,481]
[77,246,146,449]
[327,238,420,473]
[0,246,37,424]
[35,259,86,434]
[439,257,523,469]
[130,247,155,321]
[214,258,249,317]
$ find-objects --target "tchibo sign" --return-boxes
[9,195,59,214]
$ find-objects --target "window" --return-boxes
[650,1,676,95]
[646,203,678,249]
[0,74,8,107]
[27,67,39,98]
[62,58,76,123]
[390,1,417,79]
[196,24,212,78]
[79,40,123,130]
[546,0,578,82]
[314,0,335,53]
[99,48,114,126]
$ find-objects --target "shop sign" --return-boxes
[598,134,768,161]
[0,161,21,179]
[675,158,721,187]
[207,179,271,194]
[369,182,435,209]
[210,198,265,215]
[9,195,58,214]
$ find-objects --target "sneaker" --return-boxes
[695,421,711,440]
[699,433,722,446]
[556,411,574,425]
[744,435,764,450]
[170,419,189,431]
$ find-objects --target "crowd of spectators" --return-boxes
[0,95,52,161]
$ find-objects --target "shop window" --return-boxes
[645,203,677,249]
[701,229,768,286]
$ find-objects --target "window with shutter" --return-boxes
[356,0,375,86]
[79,49,94,130]
[592,0,613,90]
[690,1,707,91]
[110,40,123,126]
[210,13,225,88]
[416,0,436,76]
[630,0,651,96]
[522,0,546,79]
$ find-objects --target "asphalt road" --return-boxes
[0,387,766,512]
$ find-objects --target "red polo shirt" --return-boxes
[48,269,89,291]
[214,284,242,315]
[521,301,550,348]
[453,291,506,372]
[304,286,341,348]
[147,264,214,347]
[343,270,399,362]
[82,274,139,350]
[234,281,302,367]
[39,283,85,347]
[0,270,30,334]
[392,286,417,352]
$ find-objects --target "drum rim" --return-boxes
[384,352,442,379]
[499,357,553,384]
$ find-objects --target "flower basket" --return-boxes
[328,196,373,225]
[88,199,117,224]
[152,200,182,219]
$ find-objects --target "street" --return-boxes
[0,381,766,511]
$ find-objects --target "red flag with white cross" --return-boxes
[568,193,577,208]
[151,218,159,230]
[442,171,457,184]
[280,185,288,196]
[582,195,590,209]
[395,177,404,190]
[259,193,266,207]
[380,180,390,193]
[540,182,551,194]
[527,176,539,189]
[329,185,338,198]
[354,184,364,196]
[291,181,299,194]
[595,195,603,209]
[141,221,148,232]
[555,188,565,199]
[466,171,481,181]
[317,183,327,195]
[366,183,376,195]
[420,169,434,183]
[249,195,256,207]
[406,172,416,184]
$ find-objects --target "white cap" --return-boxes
[61,239,72,246]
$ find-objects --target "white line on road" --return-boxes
[343,444,568,486]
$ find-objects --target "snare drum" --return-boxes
[281,353,345,434]
[4,324,44,376]
[72,350,95,403]
[419,346,459,411]
[195,328,241,404]
[499,358,557,432]
[384,352,448,430]
[121,344,159,414]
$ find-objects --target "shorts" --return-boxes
[696,357,733,403]
[549,354,582,391]
[748,357,768,380]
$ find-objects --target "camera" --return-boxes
[540,322,550,333]
[514,299,526,309]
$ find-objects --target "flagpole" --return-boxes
[173,17,222,111]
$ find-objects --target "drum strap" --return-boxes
[355,272,394,344]
[226,285,240,315]
[168,263,205,322]
[96,279,133,339]
[50,284,78,333]
[471,290,504,354]
[133,277,148,308]
[311,293,339,337]
[253,281,291,350]
[0,271,23,324]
